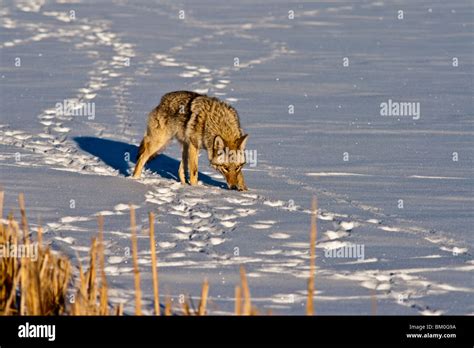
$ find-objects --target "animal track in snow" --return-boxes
[268,233,291,240]
[175,226,193,233]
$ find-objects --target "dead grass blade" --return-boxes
[130,205,142,315]
[18,193,29,244]
[164,296,172,316]
[198,279,209,315]
[97,215,108,315]
[0,190,4,219]
[306,196,318,315]
[148,212,160,315]
[240,266,251,315]
[234,286,242,316]
[371,289,377,315]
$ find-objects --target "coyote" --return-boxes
[132,91,248,191]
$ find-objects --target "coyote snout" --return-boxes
[132,91,249,191]
[211,135,248,191]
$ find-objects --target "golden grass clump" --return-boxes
[1,194,71,315]
[0,193,111,316]
[70,235,110,315]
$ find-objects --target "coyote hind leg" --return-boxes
[132,132,171,179]
[178,143,189,184]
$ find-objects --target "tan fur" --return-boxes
[132,91,248,191]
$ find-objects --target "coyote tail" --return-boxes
[136,139,146,162]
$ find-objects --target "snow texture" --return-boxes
[0,0,472,315]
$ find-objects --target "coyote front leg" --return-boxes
[178,143,189,184]
[188,143,199,186]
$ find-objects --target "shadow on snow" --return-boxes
[74,136,226,189]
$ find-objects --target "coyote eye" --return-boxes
[221,167,229,173]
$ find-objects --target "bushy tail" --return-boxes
[136,139,146,162]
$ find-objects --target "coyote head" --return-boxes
[210,134,248,191]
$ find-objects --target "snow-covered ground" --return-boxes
[0,0,472,315]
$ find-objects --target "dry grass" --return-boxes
[0,190,4,218]
[306,196,318,315]
[129,205,142,315]
[1,193,112,316]
[371,289,377,315]
[0,191,372,316]
[198,279,209,315]
[164,296,172,316]
[0,192,275,316]
[239,266,254,315]
[98,215,109,315]
[148,212,160,315]
[234,286,242,315]
[1,194,71,315]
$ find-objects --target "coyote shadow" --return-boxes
[74,137,226,188]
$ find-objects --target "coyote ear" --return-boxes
[213,135,225,151]
[238,134,248,150]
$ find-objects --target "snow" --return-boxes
[0,0,472,315]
